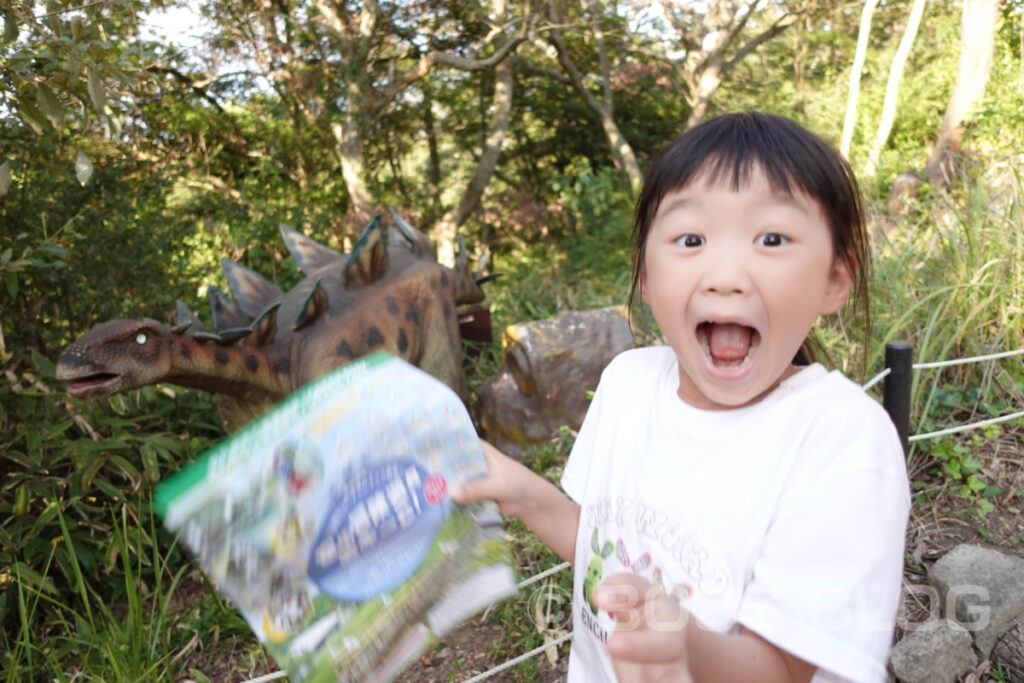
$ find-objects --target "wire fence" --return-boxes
[866,346,1024,445]
[242,344,1024,683]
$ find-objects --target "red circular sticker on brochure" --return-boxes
[423,473,447,504]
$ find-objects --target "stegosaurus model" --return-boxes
[57,210,486,431]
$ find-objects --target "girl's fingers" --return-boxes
[449,477,493,504]
[450,440,516,505]
[596,572,691,664]
[607,626,689,663]
[593,572,658,615]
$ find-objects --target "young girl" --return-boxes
[452,112,910,683]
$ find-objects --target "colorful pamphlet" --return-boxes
[155,351,516,682]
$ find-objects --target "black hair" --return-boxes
[628,111,871,366]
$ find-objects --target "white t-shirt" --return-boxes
[561,346,910,683]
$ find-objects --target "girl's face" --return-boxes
[640,165,852,410]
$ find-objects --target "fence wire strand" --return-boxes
[909,409,1024,442]
[912,348,1024,370]
[461,633,575,683]
[861,367,891,391]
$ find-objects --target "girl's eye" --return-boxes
[676,234,705,248]
[756,233,787,247]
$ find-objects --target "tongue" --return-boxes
[708,323,752,361]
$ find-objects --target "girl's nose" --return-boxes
[701,251,750,295]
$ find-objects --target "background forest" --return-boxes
[2,0,1023,680]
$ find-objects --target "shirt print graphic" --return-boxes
[579,496,731,626]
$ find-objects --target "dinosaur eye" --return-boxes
[136,333,148,345]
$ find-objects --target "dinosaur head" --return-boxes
[57,319,175,398]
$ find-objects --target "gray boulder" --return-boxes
[928,543,1024,656]
[888,619,977,683]
[477,306,634,457]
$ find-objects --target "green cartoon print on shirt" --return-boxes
[583,527,615,615]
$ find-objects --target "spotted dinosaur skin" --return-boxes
[57,211,485,431]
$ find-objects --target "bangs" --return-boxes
[642,112,840,211]
[633,112,862,259]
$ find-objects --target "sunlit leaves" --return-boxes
[36,83,65,128]
[86,68,106,114]
[75,150,93,185]
[3,13,17,43]
[71,15,86,43]
[17,100,48,134]
[0,160,11,198]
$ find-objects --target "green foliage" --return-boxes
[0,351,223,678]
[487,159,634,331]
[484,428,575,679]
[1,0,1023,676]
[1,0,165,181]
[865,165,1024,398]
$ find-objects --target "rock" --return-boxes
[992,618,1024,680]
[477,306,634,457]
[889,619,978,683]
[928,544,1024,656]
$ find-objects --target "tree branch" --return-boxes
[147,65,226,114]
[723,14,796,72]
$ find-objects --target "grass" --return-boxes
[4,494,269,682]
[6,503,187,681]
[2,154,1023,681]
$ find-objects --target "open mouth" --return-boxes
[697,322,760,368]
[66,373,119,395]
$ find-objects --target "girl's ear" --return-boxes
[820,254,854,315]
[638,266,648,304]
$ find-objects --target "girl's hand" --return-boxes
[593,572,695,683]
[451,439,582,564]
[450,440,537,519]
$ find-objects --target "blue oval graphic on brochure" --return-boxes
[307,459,446,601]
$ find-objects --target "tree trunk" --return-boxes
[841,0,879,158]
[924,0,1001,187]
[864,0,927,178]
[331,91,375,226]
[547,30,643,193]
[422,78,443,226]
[684,54,726,129]
[673,0,797,129]
[434,52,516,266]
[315,0,378,227]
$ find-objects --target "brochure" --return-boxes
[155,351,516,682]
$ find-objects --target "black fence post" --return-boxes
[883,342,913,456]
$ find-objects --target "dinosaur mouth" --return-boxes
[65,373,120,396]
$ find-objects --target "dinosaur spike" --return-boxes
[174,300,207,334]
[220,259,283,318]
[213,328,250,344]
[192,331,224,342]
[476,272,503,286]
[279,224,344,275]
[209,285,253,333]
[240,303,280,349]
[344,214,390,289]
[388,208,435,257]
[387,226,404,249]
[293,278,327,331]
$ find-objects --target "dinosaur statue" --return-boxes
[56,210,487,431]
